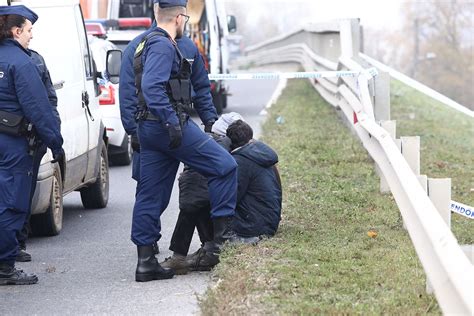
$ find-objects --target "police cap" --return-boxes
[0,5,38,24]
[154,0,187,8]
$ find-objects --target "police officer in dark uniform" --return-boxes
[0,5,64,285]
[129,0,237,282]
[15,48,60,263]
[119,0,218,255]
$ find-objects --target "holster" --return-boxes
[0,110,38,155]
[173,102,190,127]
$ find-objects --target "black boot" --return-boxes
[16,243,32,262]
[207,216,235,250]
[198,216,235,268]
[152,241,159,255]
[135,245,174,282]
[0,262,38,285]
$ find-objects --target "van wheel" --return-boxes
[30,167,63,236]
[112,135,132,166]
[80,141,109,209]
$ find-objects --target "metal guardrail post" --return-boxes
[373,72,391,121]
[400,136,421,228]
[426,178,452,294]
[428,178,452,227]
[400,136,421,175]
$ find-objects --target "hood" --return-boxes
[233,141,278,168]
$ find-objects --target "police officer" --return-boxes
[15,43,61,263]
[128,0,237,282]
[119,0,218,255]
[0,5,64,285]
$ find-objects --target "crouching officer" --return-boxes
[119,0,219,255]
[0,5,64,285]
[131,0,237,282]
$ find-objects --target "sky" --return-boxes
[300,0,403,29]
[224,0,404,31]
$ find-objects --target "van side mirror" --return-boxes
[227,15,237,33]
[106,49,122,84]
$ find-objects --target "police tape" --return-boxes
[208,68,378,81]
[451,200,474,219]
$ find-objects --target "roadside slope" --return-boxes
[200,79,444,314]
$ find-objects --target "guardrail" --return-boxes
[242,19,473,315]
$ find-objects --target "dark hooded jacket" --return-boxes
[231,140,282,237]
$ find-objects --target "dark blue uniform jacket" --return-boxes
[0,39,62,151]
[119,28,217,135]
[231,141,282,237]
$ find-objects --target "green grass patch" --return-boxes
[391,80,473,244]
[200,79,450,315]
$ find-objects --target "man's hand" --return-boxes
[166,124,182,149]
[131,134,140,153]
[51,147,65,164]
[204,119,215,133]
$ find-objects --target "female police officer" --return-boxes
[0,5,63,285]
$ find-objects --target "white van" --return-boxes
[10,0,110,236]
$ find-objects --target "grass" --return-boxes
[200,78,472,315]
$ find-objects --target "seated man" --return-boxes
[190,120,282,270]
[226,120,282,241]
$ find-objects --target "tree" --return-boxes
[393,1,473,109]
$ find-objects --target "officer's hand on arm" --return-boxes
[166,123,182,149]
[204,119,215,133]
[131,133,140,153]
[51,147,65,164]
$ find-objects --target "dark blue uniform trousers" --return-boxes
[17,144,47,246]
[132,151,166,242]
[0,134,33,265]
[131,119,237,246]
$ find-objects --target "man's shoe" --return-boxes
[0,263,38,285]
[160,253,189,275]
[135,245,174,282]
[16,249,32,262]
[187,247,219,272]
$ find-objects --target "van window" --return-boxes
[75,5,93,79]
[28,6,83,86]
[119,0,154,19]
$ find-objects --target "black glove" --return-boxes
[204,120,215,133]
[131,134,140,153]
[166,123,182,149]
[51,147,65,164]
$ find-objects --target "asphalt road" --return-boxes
[0,78,279,315]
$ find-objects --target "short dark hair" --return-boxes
[0,14,26,41]
[226,120,253,148]
[157,6,185,24]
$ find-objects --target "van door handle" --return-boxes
[53,80,65,90]
[82,91,95,121]
[82,91,89,107]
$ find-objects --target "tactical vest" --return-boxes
[133,30,192,120]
